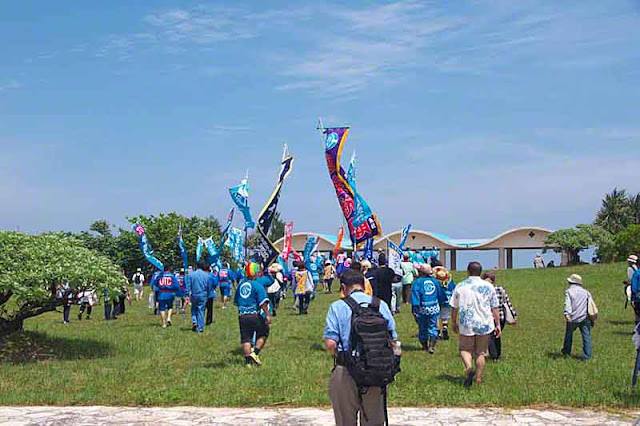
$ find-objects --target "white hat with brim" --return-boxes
[628,255,638,263]
[567,274,583,285]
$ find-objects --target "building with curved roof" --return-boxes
[273,227,554,269]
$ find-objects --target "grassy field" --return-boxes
[1,263,639,409]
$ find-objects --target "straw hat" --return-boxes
[628,255,638,263]
[268,263,282,273]
[567,274,583,285]
[433,266,450,283]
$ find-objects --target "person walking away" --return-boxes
[150,269,161,314]
[369,253,400,309]
[562,274,596,360]
[132,268,145,301]
[433,266,456,340]
[206,266,220,325]
[152,265,180,328]
[323,268,400,426]
[357,261,375,296]
[77,288,96,320]
[450,262,500,387]
[176,268,187,313]
[482,271,517,361]
[57,282,74,324]
[411,264,446,353]
[218,264,234,309]
[117,283,129,315]
[103,287,117,320]
[323,260,336,294]
[628,255,638,283]
[336,250,347,275]
[266,263,283,316]
[293,261,314,315]
[186,261,215,333]
[400,254,418,307]
[308,254,321,299]
[234,262,272,366]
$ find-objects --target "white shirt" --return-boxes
[628,266,638,282]
[450,276,499,336]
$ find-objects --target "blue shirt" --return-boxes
[151,271,161,292]
[186,269,215,298]
[152,272,180,300]
[208,272,219,298]
[411,277,446,316]
[633,269,640,299]
[323,291,397,352]
[443,280,456,305]
[218,268,233,288]
[256,275,275,288]
[234,279,269,316]
[308,261,320,281]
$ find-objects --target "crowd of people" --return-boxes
[56,246,640,426]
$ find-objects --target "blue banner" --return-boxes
[225,227,244,262]
[388,240,403,276]
[196,237,204,263]
[204,237,220,265]
[178,229,188,272]
[229,178,255,229]
[399,224,412,250]
[132,223,163,271]
[219,208,235,247]
[364,238,374,261]
[303,235,318,263]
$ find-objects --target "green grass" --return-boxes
[1,263,639,409]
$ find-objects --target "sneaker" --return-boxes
[77,314,82,320]
[86,316,91,320]
[442,328,449,341]
[248,351,262,366]
[167,320,172,327]
[192,323,197,332]
[464,370,475,389]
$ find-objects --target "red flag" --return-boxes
[333,227,344,258]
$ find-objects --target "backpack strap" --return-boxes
[370,297,381,312]
[343,295,360,313]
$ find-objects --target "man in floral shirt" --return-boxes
[450,262,500,387]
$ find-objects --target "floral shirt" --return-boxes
[450,276,499,336]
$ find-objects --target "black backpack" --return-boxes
[343,295,399,388]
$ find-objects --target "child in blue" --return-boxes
[218,264,234,309]
[434,266,456,340]
[150,270,161,314]
[234,262,272,366]
[152,265,181,328]
[411,264,446,353]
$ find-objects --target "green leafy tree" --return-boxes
[545,224,612,265]
[0,231,126,334]
[613,225,640,260]
[629,193,640,225]
[595,188,634,234]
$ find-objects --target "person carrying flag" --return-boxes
[234,262,272,366]
[151,265,181,328]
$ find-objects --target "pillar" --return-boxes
[498,248,505,269]
[450,249,457,271]
[506,248,513,269]
[439,249,446,268]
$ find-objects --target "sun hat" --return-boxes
[567,274,583,285]
[137,268,141,272]
[268,263,282,273]
[628,255,638,263]
[433,266,450,283]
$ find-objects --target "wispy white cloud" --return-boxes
[0,80,22,92]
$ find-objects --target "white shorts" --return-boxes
[134,285,143,295]
[440,306,451,320]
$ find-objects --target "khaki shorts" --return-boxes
[459,334,490,357]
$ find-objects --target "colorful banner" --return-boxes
[303,235,318,263]
[229,178,255,229]
[257,147,294,236]
[225,227,244,262]
[204,237,220,265]
[132,223,163,271]
[281,221,294,260]
[178,228,188,272]
[219,208,235,247]
[364,238,374,261]
[399,224,412,250]
[333,226,344,258]
[196,237,204,263]
[323,127,381,244]
[253,228,280,266]
[388,240,403,276]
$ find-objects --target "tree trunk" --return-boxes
[0,317,24,336]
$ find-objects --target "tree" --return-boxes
[544,224,612,265]
[595,188,634,234]
[268,211,286,243]
[629,193,640,225]
[614,225,640,260]
[0,231,126,334]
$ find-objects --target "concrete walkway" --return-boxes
[0,406,638,425]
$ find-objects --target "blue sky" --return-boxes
[2,1,640,263]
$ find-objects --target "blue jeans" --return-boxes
[414,313,439,343]
[562,319,592,359]
[191,296,206,332]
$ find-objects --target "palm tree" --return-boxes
[629,193,640,225]
[595,188,633,234]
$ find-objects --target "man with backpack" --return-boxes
[131,268,145,301]
[323,268,400,426]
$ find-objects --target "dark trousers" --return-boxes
[489,319,506,359]
[297,293,310,315]
[402,284,411,304]
[118,296,126,314]
[78,303,92,319]
[268,292,280,315]
[104,302,112,320]
[63,303,72,323]
[154,291,159,315]
[206,297,214,325]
